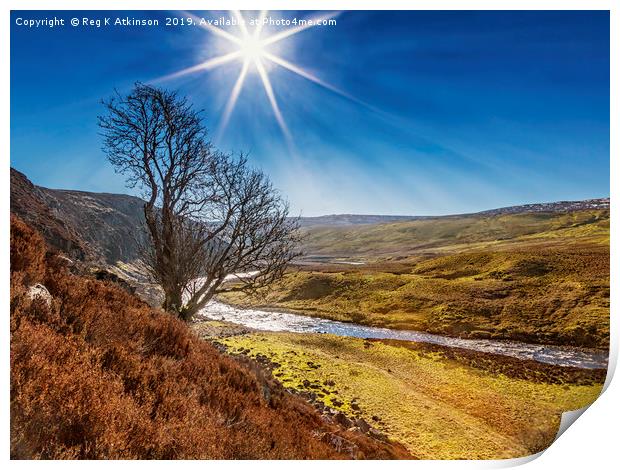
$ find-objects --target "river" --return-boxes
[199,300,608,370]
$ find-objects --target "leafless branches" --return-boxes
[99,83,301,320]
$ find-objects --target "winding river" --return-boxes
[199,300,608,370]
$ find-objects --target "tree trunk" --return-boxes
[162,289,184,319]
[180,303,199,322]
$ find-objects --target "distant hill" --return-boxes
[296,214,421,228]
[474,198,609,217]
[10,167,610,264]
[295,199,609,228]
[299,208,610,262]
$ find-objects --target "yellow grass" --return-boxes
[218,331,603,459]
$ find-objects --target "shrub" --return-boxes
[10,215,409,459]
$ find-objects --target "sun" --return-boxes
[154,10,362,148]
[238,35,265,63]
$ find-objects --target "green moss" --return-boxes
[218,332,603,459]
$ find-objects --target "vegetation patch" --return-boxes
[222,242,609,348]
[10,215,409,460]
[218,331,603,459]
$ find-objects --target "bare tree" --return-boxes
[98,83,301,321]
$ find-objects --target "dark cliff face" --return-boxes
[10,169,90,261]
[10,168,148,264]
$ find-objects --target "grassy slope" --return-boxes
[222,210,609,348]
[300,210,609,260]
[10,215,408,460]
[217,331,603,459]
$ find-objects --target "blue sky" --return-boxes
[11,10,609,216]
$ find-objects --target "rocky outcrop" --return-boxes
[10,169,90,261]
[26,284,52,307]
[10,168,148,263]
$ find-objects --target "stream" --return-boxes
[199,301,608,370]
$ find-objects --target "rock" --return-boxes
[369,428,388,441]
[334,412,353,428]
[91,268,136,294]
[261,384,271,403]
[320,432,360,459]
[27,283,52,307]
[355,418,370,433]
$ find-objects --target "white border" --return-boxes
[2,1,616,468]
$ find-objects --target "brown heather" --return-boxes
[10,215,410,459]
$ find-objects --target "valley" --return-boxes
[222,210,610,349]
[10,168,610,459]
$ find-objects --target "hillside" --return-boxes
[295,198,609,229]
[11,168,148,263]
[299,209,610,262]
[11,168,608,266]
[10,215,409,459]
[296,214,420,228]
[10,168,90,261]
[223,209,610,349]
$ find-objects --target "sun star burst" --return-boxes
[155,10,359,148]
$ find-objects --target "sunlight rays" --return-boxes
[216,59,250,141]
[153,51,242,83]
[262,51,374,111]
[261,11,341,47]
[255,58,292,143]
[155,10,360,147]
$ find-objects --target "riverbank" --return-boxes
[198,300,608,368]
[194,323,604,459]
[220,245,610,349]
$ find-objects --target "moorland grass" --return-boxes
[218,331,604,459]
[221,211,609,348]
[10,215,409,459]
[299,210,609,260]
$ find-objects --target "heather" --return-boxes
[10,215,408,459]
